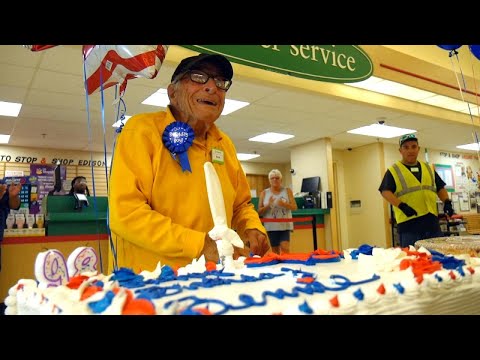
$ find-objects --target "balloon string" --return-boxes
[450,51,480,159]
[107,86,127,273]
[468,51,480,114]
[82,51,104,274]
[467,50,480,168]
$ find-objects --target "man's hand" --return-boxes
[244,229,270,256]
[443,199,455,217]
[202,234,219,264]
[398,202,417,217]
[233,245,251,259]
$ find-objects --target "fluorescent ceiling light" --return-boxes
[0,134,10,144]
[249,132,295,143]
[237,153,260,161]
[112,115,131,128]
[419,95,467,111]
[346,76,480,115]
[0,101,22,117]
[142,89,249,115]
[459,105,480,115]
[347,76,384,89]
[457,143,480,151]
[142,89,170,107]
[222,99,249,115]
[347,124,416,138]
[347,76,435,101]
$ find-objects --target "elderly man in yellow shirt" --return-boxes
[108,53,270,272]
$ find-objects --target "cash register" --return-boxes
[301,176,321,208]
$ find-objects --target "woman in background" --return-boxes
[258,169,297,254]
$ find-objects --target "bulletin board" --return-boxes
[434,164,455,192]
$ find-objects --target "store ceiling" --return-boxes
[0,45,479,164]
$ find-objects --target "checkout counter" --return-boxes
[0,196,109,301]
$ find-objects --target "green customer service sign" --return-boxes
[181,45,373,83]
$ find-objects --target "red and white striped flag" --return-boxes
[83,45,169,96]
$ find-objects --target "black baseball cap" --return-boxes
[399,133,418,147]
[170,53,233,83]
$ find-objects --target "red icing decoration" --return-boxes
[122,299,156,315]
[192,307,213,315]
[449,271,456,280]
[244,248,342,266]
[66,275,90,289]
[205,261,217,272]
[377,284,386,294]
[329,295,339,307]
[80,286,103,301]
[400,259,411,270]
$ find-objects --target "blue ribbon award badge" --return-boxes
[162,121,195,172]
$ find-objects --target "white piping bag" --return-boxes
[203,162,244,268]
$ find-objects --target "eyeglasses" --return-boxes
[178,70,232,91]
[270,177,281,180]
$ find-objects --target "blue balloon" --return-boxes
[469,45,480,61]
[437,45,462,51]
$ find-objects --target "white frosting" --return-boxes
[6,247,480,315]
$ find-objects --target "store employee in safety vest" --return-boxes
[378,133,454,248]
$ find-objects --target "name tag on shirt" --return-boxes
[410,167,419,173]
[212,148,224,164]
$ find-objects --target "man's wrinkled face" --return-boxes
[399,140,420,165]
[168,63,227,125]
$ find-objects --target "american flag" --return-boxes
[82,45,169,96]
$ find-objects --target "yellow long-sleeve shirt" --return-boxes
[108,107,265,272]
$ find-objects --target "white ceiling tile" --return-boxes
[30,69,84,95]
[0,45,43,67]
[0,63,37,87]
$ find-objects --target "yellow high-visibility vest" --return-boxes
[390,160,438,224]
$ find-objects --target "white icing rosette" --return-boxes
[140,262,162,280]
[177,255,207,276]
[102,288,128,315]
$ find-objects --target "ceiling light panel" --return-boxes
[347,124,416,138]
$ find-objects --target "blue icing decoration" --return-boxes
[88,290,115,314]
[353,288,364,301]
[357,244,374,255]
[180,308,208,315]
[432,255,465,270]
[435,274,443,282]
[161,269,380,315]
[136,284,183,300]
[160,265,175,278]
[299,300,313,314]
[393,283,405,294]
[349,250,360,260]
